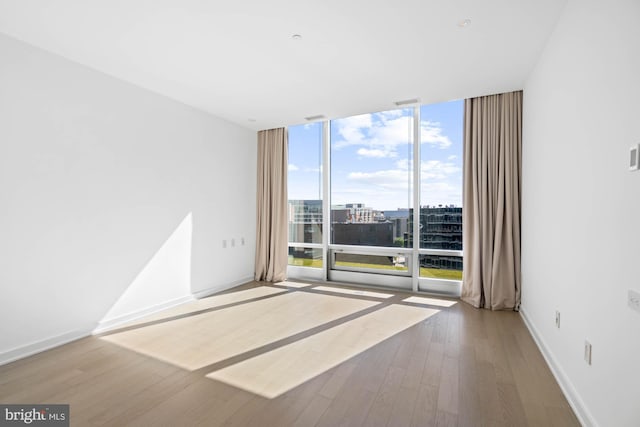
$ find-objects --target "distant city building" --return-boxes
[288,200,322,261]
[331,203,377,223]
[329,203,402,247]
[289,199,323,226]
[332,222,393,247]
[289,201,462,256]
[380,209,410,241]
[330,208,349,223]
[405,206,462,250]
[405,205,463,273]
[380,208,410,220]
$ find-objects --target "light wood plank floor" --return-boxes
[0,281,580,427]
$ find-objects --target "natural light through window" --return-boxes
[206,304,437,398]
[403,295,457,308]
[111,286,286,328]
[330,108,413,249]
[270,281,312,289]
[100,291,377,371]
[418,101,463,281]
[287,100,464,289]
[288,122,323,268]
[312,285,394,299]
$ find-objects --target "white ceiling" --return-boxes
[0,0,566,131]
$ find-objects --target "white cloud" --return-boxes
[328,111,461,208]
[395,159,411,170]
[334,155,463,209]
[376,109,405,121]
[420,181,462,207]
[332,113,453,155]
[372,116,413,146]
[332,112,411,151]
[340,113,374,129]
[288,164,299,171]
[380,159,460,177]
[421,160,460,180]
[357,148,397,158]
[344,159,460,195]
[347,169,410,190]
[334,113,373,147]
[421,120,453,149]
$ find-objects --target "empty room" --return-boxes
[0,0,638,426]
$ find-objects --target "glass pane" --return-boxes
[416,100,463,250]
[288,247,323,268]
[288,123,323,244]
[334,253,408,273]
[330,109,413,248]
[288,201,322,244]
[417,207,462,249]
[419,254,463,280]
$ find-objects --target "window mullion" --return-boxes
[321,120,330,282]
[412,105,421,291]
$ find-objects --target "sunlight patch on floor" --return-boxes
[100,291,379,370]
[114,286,287,328]
[270,281,311,289]
[206,304,438,398]
[313,285,394,299]
[403,295,457,307]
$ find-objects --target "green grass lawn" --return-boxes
[288,257,323,268]
[419,267,462,281]
[288,257,462,281]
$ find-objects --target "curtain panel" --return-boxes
[462,91,522,310]
[255,127,288,282]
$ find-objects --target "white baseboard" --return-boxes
[520,308,596,427]
[192,275,254,299]
[0,326,94,366]
[94,276,254,334]
[0,277,256,366]
[94,276,255,333]
[92,294,196,334]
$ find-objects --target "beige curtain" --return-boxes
[255,128,288,282]
[462,91,522,310]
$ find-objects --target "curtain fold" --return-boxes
[462,91,522,310]
[255,127,288,282]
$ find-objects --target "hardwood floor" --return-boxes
[0,281,580,426]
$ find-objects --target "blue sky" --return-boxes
[288,100,463,212]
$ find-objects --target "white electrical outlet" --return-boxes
[584,341,592,365]
[630,144,639,171]
[241,237,245,246]
[555,310,561,328]
[231,238,235,247]
[629,290,640,313]
[222,240,227,249]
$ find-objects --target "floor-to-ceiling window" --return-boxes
[330,109,413,279]
[287,100,463,294]
[418,101,463,288]
[287,122,323,273]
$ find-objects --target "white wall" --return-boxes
[522,1,640,426]
[0,33,256,361]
